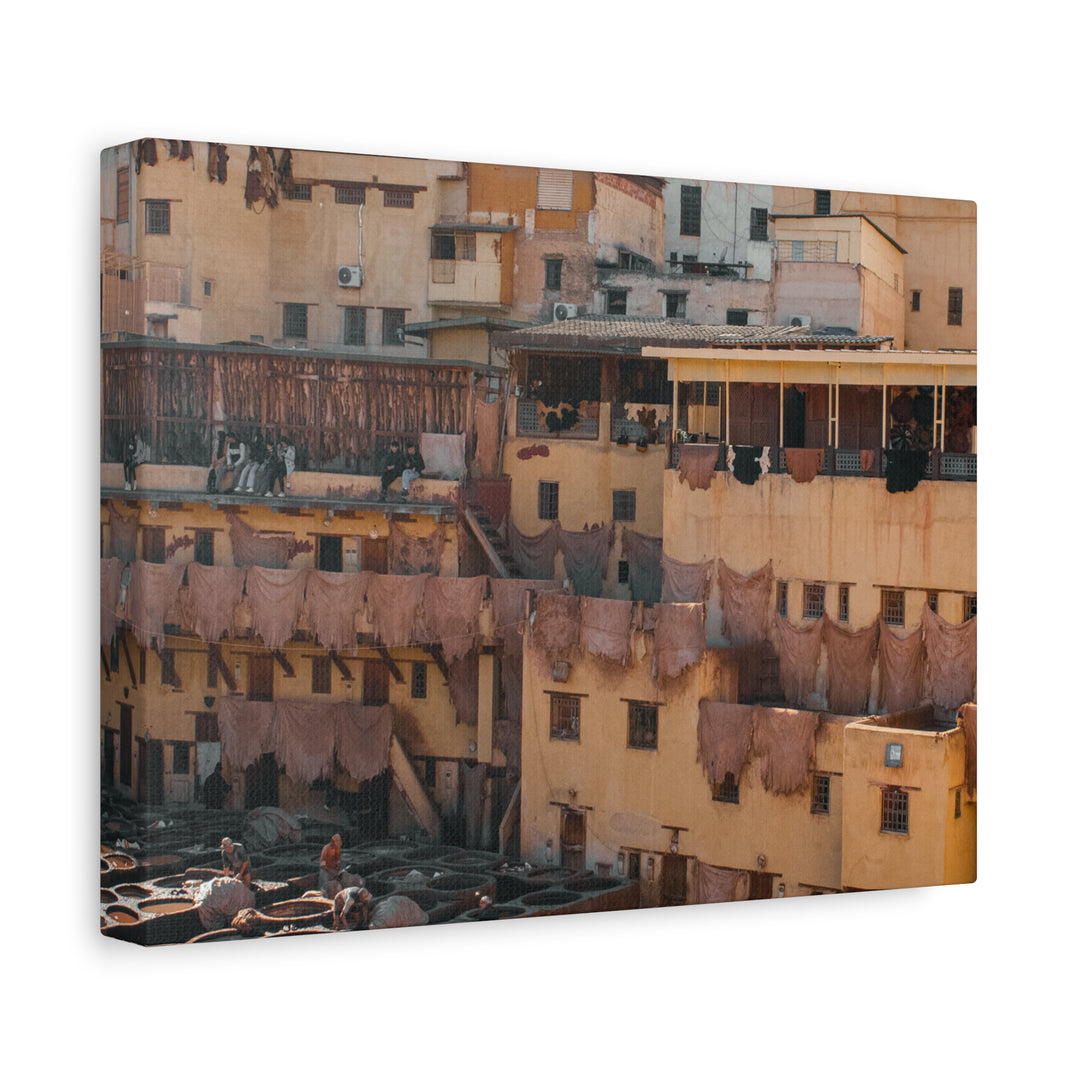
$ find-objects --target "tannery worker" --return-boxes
[319,833,343,896]
[201,761,231,810]
[220,836,252,888]
[332,885,372,931]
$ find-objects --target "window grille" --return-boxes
[612,490,636,521]
[538,481,559,521]
[383,189,414,208]
[382,308,405,344]
[617,560,630,584]
[964,594,977,621]
[926,590,939,614]
[881,589,905,626]
[145,199,170,234]
[285,183,312,201]
[713,772,739,804]
[750,207,768,241]
[814,189,831,215]
[334,184,364,205]
[881,787,909,833]
[545,259,563,290]
[550,694,581,741]
[344,307,365,346]
[776,580,788,618]
[311,656,332,695]
[726,309,749,325]
[628,702,658,750]
[680,185,702,236]
[838,584,850,623]
[803,582,825,620]
[912,290,921,311]
[117,167,129,223]
[948,287,963,326]
[811,774,830,814]
[411,662,427,699]
[283,303,308,339]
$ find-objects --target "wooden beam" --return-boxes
[272,650,295,678]
[377,647,405,684]
[329,650,353,682]
[121,633,137,687]
[208,643,237,693]
[101,646,111,681]
[424,642,451,683]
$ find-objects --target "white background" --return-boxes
[4,4,1072,1074]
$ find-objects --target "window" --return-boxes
[247,654,274,702]
[776,580,788,618]
[881,787,909,834]
[605,289,628,315]
[431,233,456,260]
[204,280,212,297]
[926,590,939,614]
[363,659,390,706]
[664,292,687,318]
[430,232,474,260]
[712,771,739,804]
[317,535,343,573]
[726,309,749,326]
[311,655,332,695]
[285,182,312,201]
[549,693,581,742]
[680,185,702,236]
[911,290,921,312]
[964,594,977,621]
[334,184,364,205]
[811,774,830,814]
[612,490,636,522]
[143,526,165,564]
[617,560,630,584]
[116,167,129,223]
[411,662,427,700]
[382,308,405,345]
[283,303,308,339]
[881,589,905,627]
[627,852,641,879]
[628,702,658,750]
[814,189,831,215]
[344,307,365,346]
[194,711,219,742]
[172,743,190,773]
[544,258,563,291]
[790,240,805,262]
[750,207,768,241]
[803,582,825,620]
[838,584,850,623]
[954,787,962,819]
[538,481,559,521]
[948,287,963,326]
[145,199,170,235]
[194,529,214,566]
[148,316,171,339]
[383,188,414,208]
[537,168,573,211]
[618,251,653,272]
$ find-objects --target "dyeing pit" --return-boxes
[439,850,501,869]
[525,866,576,884]
[426,872,493,901]
[519,889,582,910]
[152,869,221,889]
[462,905,526,921]
[136,854,182,879]
[492,875,538,902]
[105,905,141,925]
[139,898,196,916]
[101,889,118,904]
[374,866,443,886]
[566,876,623,893]
[114,884,152,899]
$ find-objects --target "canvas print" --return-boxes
[99,139,976,945]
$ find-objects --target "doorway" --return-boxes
[560,808,586,871]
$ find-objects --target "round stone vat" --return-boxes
[151,869,222,889]
[426,871,495,902]
[565,875,624,894]
[372,866,444,889]
[438,850,502,870]
[101,852,138,886]
[135,853,183,880]
[138,897,196,916]
[461,904,527,922]
[518,888,583,913]
[114,884,152,900]
[233,897,335,936]
[524,866,577,885]
[408,845,463,862]
[188,927,245,944]
[492,874,538,902]
[104,904,141,925]
[100,888,118,905]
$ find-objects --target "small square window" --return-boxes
[334,184,364,205]
[545,259,563,291]
[664,292,686,318]
[285,182,312,201]
[617,560,630,584]
[948,287,963,326]
[627,702,658,750]
[803,582,825,620]
[911,290,921,312]
[811,774,830,814]
[606,289,628,315]
[382,308,405,345]
[344,307,365,346]
[283,303,308,339]
[411,662,427,699]
[317,535,343,573]
[383,189,414,208]
[726,309,749,326]
[790,240,805,262]
[612,490,636,522]
[145,199,170,235]
[881,589,905,627]
[550,693,581,742]
[838,584,850,623]
[680,185,702,236]
[881,787,909,834]
[712,771,739,804]
[963,594,977,621]
[750,207,769,241]
[814,189,831,215]
[431,233,456,260]
[538,481,559,521]
[311,656,332,695]
[776,580,788,619]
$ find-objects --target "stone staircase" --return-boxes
[461,495,520,579]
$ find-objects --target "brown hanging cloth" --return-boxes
[217,698,276,773]
[489,579,566,656]
[716,558,774,646]
[877,618,927,712]
[620,529,663,604]
[334,703,393,783]
[771,614,824,707]
[273,701,335,785]
[183,563,246,644]
[579,596,635,666]
[752,706,819,795]
[243,567,308,650]
[557,522,614,598]
[364,573,429,647]
[108,504,139,563]
[822,616,879,715]
[227,513,293,569]
[530,592,581,659]
[660,553,713,604]
[921,604,977,711]
[125,561,185,650]
[958,702,977,796]
[303,570,364,654]
[101,558,124,648]
[652,602,706,680]
[421,576,487,664]
[508,520,560,579]
[697,701,755,787]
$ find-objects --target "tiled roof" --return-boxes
[494,316,892,351]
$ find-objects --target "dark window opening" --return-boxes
[538,481,559,521]
[964,594,977,621]
[194,529,214,567]
[726,308,749,325]
[411,662,427,699]
[838,584,850,623]
[334,184,365,205]
[750,207,768,241]
[811,774,830,814]
[116,167,129,223]
[383,189,414,208]
[617,560,630,584]
[664,292,687,318]
[814,189,831,215]
[283,303,308,339]
[545,258,563,291]
[926,590,939,614]
[344,307,365,346]
[882,589,905,627]
[311,655,332,695]
[881,787,909,834]
[285,182,312,201]
[628,702,658,751]
[712,771,739,804]
[382,308,405,345]
[803,582,825,620]
[247,654,274,702]
[145,199,170,234]
[612,490,636,522]
[143,527,165,564]
[948,287,963,326]
[911,290,921,312]
[363,659,390,706]
[776,580,788,619]
[627,852,641,879]
[194,712,218,742]
[606,289,628,315]
[550,693,581,742]
[317,535,343,573]
[680,185,702,236]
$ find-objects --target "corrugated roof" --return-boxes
[494,316,892,352]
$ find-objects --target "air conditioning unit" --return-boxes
[338,265,363,288]
[784,313,812,328]
[553,303,578,322]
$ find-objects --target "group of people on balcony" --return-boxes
[207,432,296,497]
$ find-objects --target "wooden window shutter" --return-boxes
[537,169,573,210]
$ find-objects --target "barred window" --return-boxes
[948,287,963,326]
[712,771,739,804]
[680,185,702,236]
[311,656,332,695]
[382,308,405,345]
[606,289,628,315]
[803,582,825,620]
[881,787,909,834]
[627,702,658,751]
[811,774,830,815]
[726,308,749,325]
[814,189,831,215]
[550,693,581,742]
[194,529,214,567]
[664,292,687,318]
[964,594,977,621]
[612,490,636,522]
[545,258,563,290]
[911,290,921,312]
[750,206,768,241]
[344,307,365,346]
[838,584,850,623]
[538,481,559,521]
[117,167,129,223]
[776,580,788,618]
[383,188,414,208]
[411,662,427,700]
[145,199,170,235]
[285,182,312,201]
[334,184,364,205]
[881,589,905,627]
[926,590,939,614]
[283,303,308,339]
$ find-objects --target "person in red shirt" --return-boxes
[319,833,343,897]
